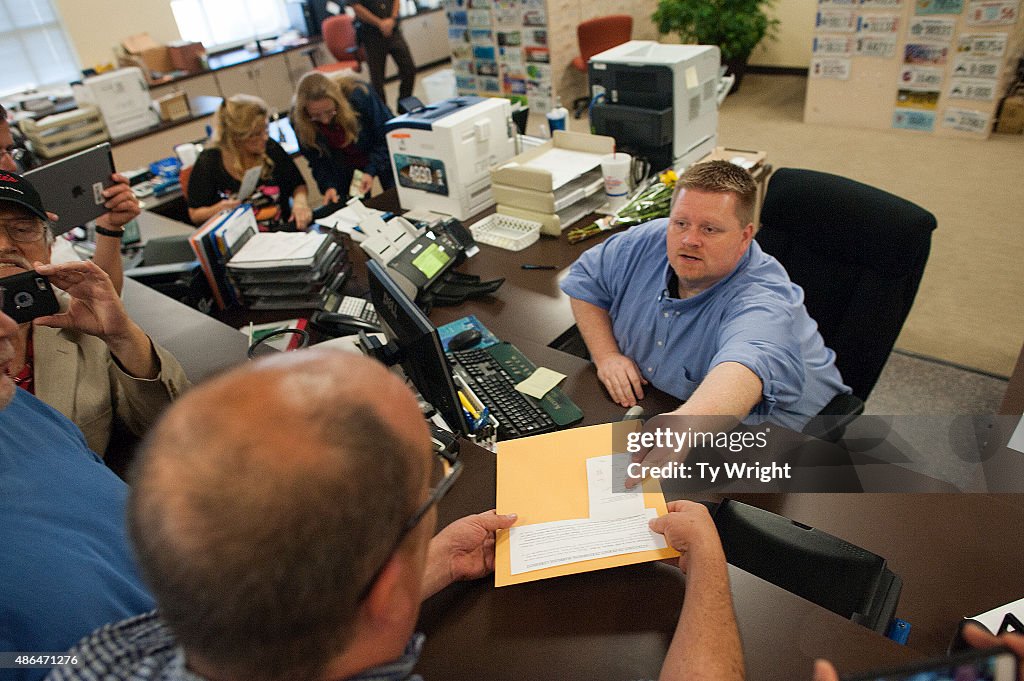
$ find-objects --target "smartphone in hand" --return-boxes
[0,270,59,324]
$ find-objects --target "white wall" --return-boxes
[56,0,181,70]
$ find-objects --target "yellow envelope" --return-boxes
[495,421,679,587]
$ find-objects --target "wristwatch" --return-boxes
[94,225,126,239]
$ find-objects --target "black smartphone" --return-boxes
[843,647,1017,681]
[0,270,60,324]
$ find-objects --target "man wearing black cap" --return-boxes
[0,103,139,294]
[0,171,189,455]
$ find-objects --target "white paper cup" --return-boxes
[601,153,632,212]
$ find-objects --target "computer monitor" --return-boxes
[366,259,470,435]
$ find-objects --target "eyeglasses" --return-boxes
[1,147,27,166]
[357,444,463,601]
[0,218,46,243]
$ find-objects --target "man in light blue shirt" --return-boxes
[561,160,848,432]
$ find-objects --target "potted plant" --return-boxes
[652,0,779,92]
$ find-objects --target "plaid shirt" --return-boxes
[44,611,424,681]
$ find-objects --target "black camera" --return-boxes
[0,270,60,324]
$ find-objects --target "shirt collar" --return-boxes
[169,634,425,681]
[347,633,425,681]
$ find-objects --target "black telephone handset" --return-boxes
[439,217,476,251]
[311,311,381,337]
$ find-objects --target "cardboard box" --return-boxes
[168,41,206,74]
[118,33,174,83]
[490,130,614,236]
[155,91,191,122]
[996,94,1024,134]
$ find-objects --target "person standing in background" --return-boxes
[351,0,417,112]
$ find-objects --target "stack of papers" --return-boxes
[226,230,351,310]
[315,201,386,243]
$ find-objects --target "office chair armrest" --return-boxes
[802,393,865,442]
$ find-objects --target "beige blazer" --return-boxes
[32,325,191,456]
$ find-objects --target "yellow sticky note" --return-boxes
[515,366,566,400]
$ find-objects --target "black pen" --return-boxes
[521,264,558,270]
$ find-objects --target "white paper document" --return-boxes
[966,595,1024,632]
[509,508,666,575]
[521,148,604,189]
[586,454,645,520]
[1006,416,1024,455]
[315,204,385,243]
[228,232,326,267]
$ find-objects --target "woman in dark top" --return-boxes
[187,94,312,230]
[291,72,394,204]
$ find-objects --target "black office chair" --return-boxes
[710,498,903,635]
[757,168,938,440]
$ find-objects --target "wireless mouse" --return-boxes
[448,329,483,352]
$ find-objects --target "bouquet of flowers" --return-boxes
[566,169,678,245]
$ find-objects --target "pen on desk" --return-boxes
[521,264,558,270]
[458,391,481,419]
[473,406,490,431]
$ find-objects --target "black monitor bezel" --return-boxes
[365,260,469,436]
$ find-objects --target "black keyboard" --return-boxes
[447,347,557,439]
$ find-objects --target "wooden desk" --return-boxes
[122,198,1022,675]
[417,438,927,681]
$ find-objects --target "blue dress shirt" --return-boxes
[560,219,849,430]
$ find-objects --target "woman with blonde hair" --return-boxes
[187,94,312,230]
[292,72,394,203]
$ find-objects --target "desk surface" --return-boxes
[123,200,1024,679]
[418,438,928,681]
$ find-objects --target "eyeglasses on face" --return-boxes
[356,445,463,601]
[0,218,46,243]
[1,147,26,164]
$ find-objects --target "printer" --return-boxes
[385,96,516,220]
[588,41,720,172]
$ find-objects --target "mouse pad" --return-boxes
[437,314,500,352]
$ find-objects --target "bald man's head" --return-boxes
[129,351,432,681]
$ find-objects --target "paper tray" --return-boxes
[470,214,541,252]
